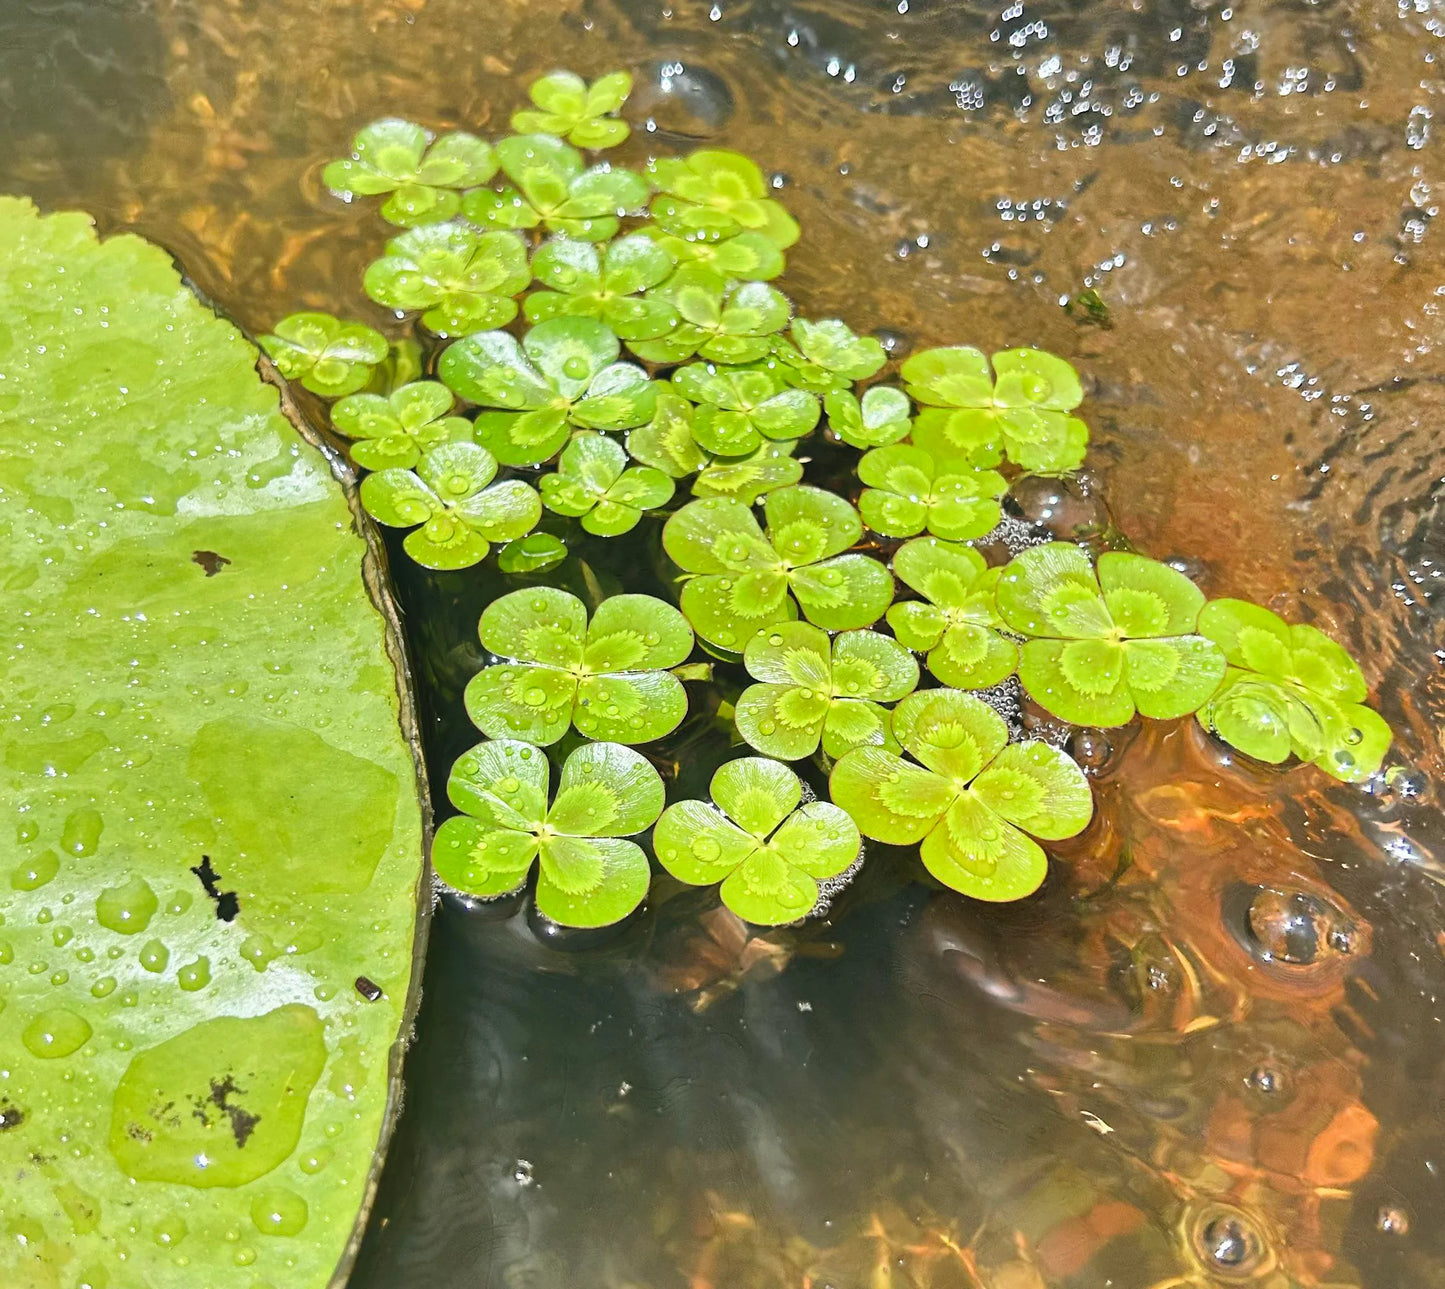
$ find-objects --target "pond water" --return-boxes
[5,0,1444,1284]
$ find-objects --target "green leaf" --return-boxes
[259,311,388,398]
[547,738,667,836]
[735,681,830,759]
[996,542,1113,639]
[692,440,803,503]
[526,234,678,339]
[970,741,1093,839]
[765,484,861,564]
[890,687,1009,781]
[472,408,572,466]
[627,389,709,478]
[825,385,912,448]
[439,329,555,408]
[857,445,1005,541]
[664,496,776,576]
[630,268,792,364]
[540,432,673,536]
[332,380,470,470]
[324,120,496,225]
[900,346,993,407]
[647,149,801,248]
[919,792,1049,902]
[446,738,551,831]
[991,347,1083,411]
[478,584,588,668]
[1017,637,1135,727]
[789,555,896,631]
[909,408,1006,468]
[363,223,529,337]
[432,815,539,896]
[646,228,786,280]
[788,318,887,383]
[0,198,425,1287]
[718,848,824,925]
[1098,551,1206,636]
[512,70,633,148]
[652,800,759,884]
[536,837,652,926]
[711,755,803,835]
[829,746,955,844]
[498,531,569,575]
[468,136,646,239]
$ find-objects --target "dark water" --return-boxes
[3,0,1443,1285]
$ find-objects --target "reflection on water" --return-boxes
[4,0,1442,1284]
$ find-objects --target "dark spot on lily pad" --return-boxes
[191,549,231,576]
[191,854,240,921]
[190,1075,261,1148]
[0,1101,25,1132]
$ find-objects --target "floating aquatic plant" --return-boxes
[432,739,664,925]
[363,222,531,337]
[465,587,694,745]
[323,118,497,226]
[439,317,656,465]
[359,442,541,570]
[331,379,471,471]
[645,226,786,280]
[1196,599,1390,783]
[654,757,860,924]
[692,441,805,504]
[824,385,913,449]
[774,318,887,393]
[831,689,1092,900]
[903,345,1089,473]
[463,134,649,242]
[647,148,800,248]
[539,432,674,536]
[498,531,569,575]
[886,538,1018,689]
[734,622,918,760]
[510,70,634,148]
[629,265,792,365]
[997,542,1226,726]
[857,444,1006,541]
[259,311,388,397]
[524,233,678,338]
[672,361,819,456]
[663,487,895,649]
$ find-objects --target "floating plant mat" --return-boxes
[0,198,427,1289]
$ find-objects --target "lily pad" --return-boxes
[1196,599,1390,782]
[0,198,426,1289]
[734,621,918,759]
[830,689,1092,901]
[432,739,664,926]
[465,587,694,744]
[653,758,860,924]
[662,486,896,649]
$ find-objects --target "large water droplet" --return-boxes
[23,1008,91,1058]
[250,1188,308,1237]
[95,876,158,935]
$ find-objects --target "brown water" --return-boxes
[4,0,1444,1284]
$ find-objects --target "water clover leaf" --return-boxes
[887,538,1017,689]
[1195,599,1390,782]
[735,621,918,759]
[692,440,804,504]
[524,234,678,339]
[830,689,1092,901]
[776,318,887,392]
[857,445,1006,541]
[359,441,541,570]
[498,531,569,575]
[463,134,649,242]
[539,432,675,536]
[626,388,708,478]
[331,380,471,471]
[825,385,912,449]
[997,542,1226,726]
[362,223,530,337]
[511,70,634,148]
[671,361,820,455]
[662,485,895,649]
[432,739,664,926]
[466,587,694,745]
[629,265,792,365]
[323,119,497,226]
[644,227,786,280]
[902,345,1089,472]
[647,149,801,248]
[653,758,860,924]
[259,311,388,398]
[439,318,657,465]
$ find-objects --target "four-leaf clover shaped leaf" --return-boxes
[259,311,388,398]
[672,361,820,456]
[323,119,497,227]
[774,318,887,393]
[439,318,657,465]
[830,688,1092,901]
[654,757,860,925]
[359,442,541,570]
[903,346,1089,472]
[1195,599,1390,782]
[629,265,792,365]
[662,486,895,650]
[735,622,918,760]
[362,223,530,338]
[887,538,1017,689]
[997,542,1226,727]
[462,134,649,242]
[646,149,801,248]
[433,739,664,927]
[539,432,674,536]
[644,227,786,281]
[524,234,678,339]
[857,445,1006,541]
[511,70,634,148]
[465,587,694,745]
[824,385,912,449]
[331,379,471,471]
[692,442,804,504]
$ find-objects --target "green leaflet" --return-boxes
[653,758,860,925]
[511,70,634,148]
[322,118,497,227]
[259,311,388,398]
[830,690,1092,901]
[0,199,426,1288]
